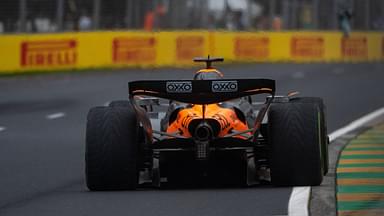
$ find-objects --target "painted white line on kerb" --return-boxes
[0,126,6,132]
[288,187,310,216]
[46,112,66,120]
[288,106,384,216]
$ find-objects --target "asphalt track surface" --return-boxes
[0,63,383,216]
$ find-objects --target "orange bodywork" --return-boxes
[166,104,250,138]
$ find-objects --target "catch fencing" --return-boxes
[1,0,384,33]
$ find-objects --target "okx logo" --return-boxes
[166,81,192,93]
[212,81,238,92]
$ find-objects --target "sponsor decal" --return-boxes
[20,39,77,67]
[176,36,204,61]
[113,37,156,64]
[291,36,324,58]
[212,81,238,93]
[341,37,367,58]
[166,81,192,93]
[234,36,269,59]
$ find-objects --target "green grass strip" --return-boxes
[354,136,384,138]
[338,200,384,211]
[351,138,384,141]
[338,185,384,193]
[357,132,384,135]
[337,172,384,179]
[349,138,384,141]
[340,155,384,159]
[349,141,384,144]
[356,138,384,140]
[344,147,384,151]
[338,163,384,168]
[360,134,384,137]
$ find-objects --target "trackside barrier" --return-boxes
[0,31,383,73]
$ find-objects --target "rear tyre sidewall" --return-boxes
[268,102,323,186]
[85,105,140,190]
[109,100,131,108]
[290,97,328,175]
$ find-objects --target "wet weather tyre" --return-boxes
[85,106,139,190]
[290,97,328,175]
[268,102,323,186]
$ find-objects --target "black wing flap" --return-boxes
[129,79,275,104]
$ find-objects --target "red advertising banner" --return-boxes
[341,37,368,58]
[176,36,204,61]
[113,37,156,64]
[291,37,324,58]
[234,36,269,59]
[20,40,77,67]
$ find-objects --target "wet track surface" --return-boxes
[0,63,383,216]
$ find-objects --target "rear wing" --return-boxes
[128,79,275,104]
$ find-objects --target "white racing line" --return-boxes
[46,112,66,120]
[0,126,6,132]
[288,106,384,216]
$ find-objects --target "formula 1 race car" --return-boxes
[85,57,329,190]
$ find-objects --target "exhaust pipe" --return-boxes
[194,122,213,141]
[194,122,213,160]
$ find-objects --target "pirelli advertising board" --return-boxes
[0,31,382,73]
[20,39,78,68]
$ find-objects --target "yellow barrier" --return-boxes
[0,31,383,73]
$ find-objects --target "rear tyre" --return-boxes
[85,105,140,190]
[109,100,130,108]
[268,102,323,186]
[290,97,328,175]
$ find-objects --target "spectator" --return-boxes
[337,1,353,37]
[78,12,92,31]
[144,10,155,31]
[29,11,58,32]
[272,16,282,31]
[337,8,352,37]
[34,17,53,32]
[373,16,384,30]
[233,11,245,30]
[144,4,166,31]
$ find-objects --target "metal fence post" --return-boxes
[125,0,132,28]
[269,0,276,29]
[19,0,27,32]
[332,0,337,29]
[282,0,290,29]
[291,0,298,29]
[365,0,370,30]
[57,0,64,31]
[93,0,101,29]
[312,0,319,29]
